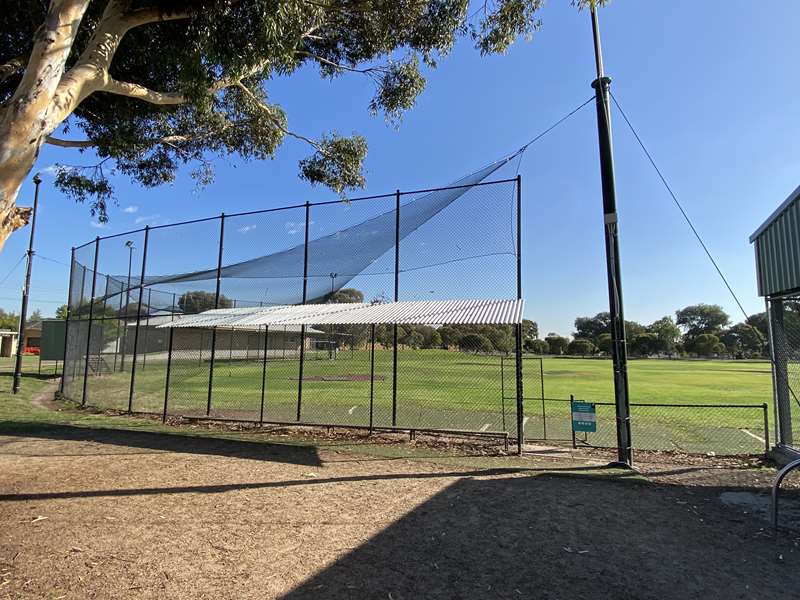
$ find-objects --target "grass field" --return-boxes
[60,349,775,455]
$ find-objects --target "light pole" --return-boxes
[119,240,134,371]
[589,2,632,466]
[12,173,42,394]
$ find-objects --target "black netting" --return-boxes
[61,169,523,446]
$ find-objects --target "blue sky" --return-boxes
[2,0,799,336]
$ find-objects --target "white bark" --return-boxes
[0,0,190,250]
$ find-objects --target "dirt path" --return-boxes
[0,426,799,599]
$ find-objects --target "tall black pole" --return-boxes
[515,175,524,454]
[59,247,76,394]
[392,189,400,426]
[207,213,225,416]
[297,202,310,421]
[12,174,42,393]
[81,237,101,406]
[128,226,149,413]
[120,240,134,371]
[590,4,632,466]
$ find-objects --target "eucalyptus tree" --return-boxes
[0,0,574,249]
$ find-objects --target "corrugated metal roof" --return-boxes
[750,184,800,297]
[157,299,524,329]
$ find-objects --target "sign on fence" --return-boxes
[571,400,597,433]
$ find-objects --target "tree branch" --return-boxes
[0,55,26,83]
[296,51,387,77]
[102,78,187,104]
[235,82,327,155]
[45,135,96,148]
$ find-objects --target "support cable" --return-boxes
[609,91,750,322]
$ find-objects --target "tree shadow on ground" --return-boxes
[0,422,322,467]
[278,473,800,600]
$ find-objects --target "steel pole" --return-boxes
[59,247,76,394]
[127,227,149,413]
[590,5,632,466]
[297,202,310,421]
[81,237,101,406]
[207,214,225,416]
[392,189,400,426]
[12,174,42,393]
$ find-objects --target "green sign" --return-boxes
[572,401,597,433]
[40,319,66,361]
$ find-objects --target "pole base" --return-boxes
[606,460,640,473]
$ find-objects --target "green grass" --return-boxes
[60,350,774,455]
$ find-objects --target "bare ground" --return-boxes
[1,422,800,599]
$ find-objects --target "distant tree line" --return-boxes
[528,304,773,359]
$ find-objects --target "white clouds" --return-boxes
[39,164,62,177]
[238,224,257,234]
[122,205,139,214]
[90,221,108,229]
[135,214,159,225]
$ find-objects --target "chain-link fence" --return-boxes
[60,175,524,446]
[502,356,770,456]
[766,295,800,451]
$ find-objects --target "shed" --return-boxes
[750,185,800,457]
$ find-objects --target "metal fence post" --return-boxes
[540,357,546,439]
[163,326,174,423]
[762,403,770,456]
[59,247,76,394]
[141,288,152,370]
[369,323,376,432]
[260,325,269,425]
[127,226,149,413]
[770,298,792,446]
[81,238,101,407]
[515,175,524,454]
[297,201,310,422]
[207,213,225,416]
[392,189,400,426]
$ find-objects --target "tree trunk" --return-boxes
[0,0,91,251]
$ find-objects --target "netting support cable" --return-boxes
[128,226,150,414]
[81,238,100,406]
[59,246,76,394]
[392,189,400,426]
[297,202,310,422]
[609,92,751,323]
[207,214,225,417]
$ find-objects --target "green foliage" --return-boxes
[298,133,368,194]
[647,316,681,355]
[178,291,233,314]
[317,288,365,304]
[567,338,596,356]
[596,332,612,354]
[719,323,764,358]
[438,325,462,348]
[687,333,723,357]
[458,333,493,353]
[0,308,18,330]
[2,0,553,213]
[629,332,659,357]
[521,319,538,341]
[525,338,548,354]
[545,334,568,355]
[676,304,730,340]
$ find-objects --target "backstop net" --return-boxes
[61,165,527,442]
